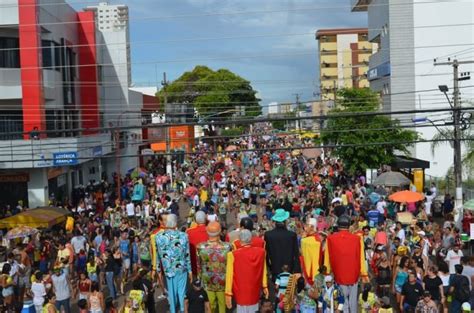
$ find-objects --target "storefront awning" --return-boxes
[391,155,430,169]
[0,207,70,229]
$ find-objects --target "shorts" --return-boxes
[395,285,402,293]
[2,286,14,297]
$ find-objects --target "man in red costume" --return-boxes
[232,217,265,250]
[324,215,368,312]
[186,211,209,276]
[225,229,268,313]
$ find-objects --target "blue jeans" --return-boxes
[55,298,71,313]
[106,271,116,299]
[450,299,462,313]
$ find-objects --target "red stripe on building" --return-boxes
[77,11,99,134]
[350,43,359,89]
[19,0,45,139]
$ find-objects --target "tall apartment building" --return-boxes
[351,0,474,177]
[0,1,142,208]
[315,28,377,100]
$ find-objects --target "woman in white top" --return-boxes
[31,272,47,313]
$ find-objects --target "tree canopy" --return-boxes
[157,66,261,119]
[321,88,419,174]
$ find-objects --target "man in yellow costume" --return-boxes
[300,217,323,285]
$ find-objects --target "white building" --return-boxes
[85,2,142,178]
[352,0,474,178]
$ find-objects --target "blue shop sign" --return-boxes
[368,61,391,81]
[53,152,78,166]
[93,146,103,157]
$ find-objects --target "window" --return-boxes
[0,37,20,68]
[0,110,23,140]
[42,40,53,69]
[54,42,61,71]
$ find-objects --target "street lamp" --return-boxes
[438,85,454,109]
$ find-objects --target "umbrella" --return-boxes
[292,150,301,156]
[128,167,147,179]
[464,199,474,211]
[302,148,321,159]
[6,226,38,240]
[373,171,411,187]
[368,192,381,204]
[225,145,237,152]
[389,190,425,203]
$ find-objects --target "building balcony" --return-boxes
[351,0,371,11]
[0,133,112,169]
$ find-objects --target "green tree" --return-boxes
[157,66,261,119]
[271,108,295,131]
[321,88,419,174]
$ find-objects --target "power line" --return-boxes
[3,0,471,27]
[1,138,472,164]
[1,27,474,53]
[3,105,473,137]
[0,121,470,155]
[8,43,474,71]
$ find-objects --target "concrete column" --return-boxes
[27,168,48,208]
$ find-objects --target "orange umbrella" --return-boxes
[389,190,425,203]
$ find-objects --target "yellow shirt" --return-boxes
[200,190,208,202]
[300,236,322,281]
[57,248,70,262]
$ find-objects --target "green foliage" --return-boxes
[221,126,245,137]
[321,88,419,174]
[271,109,295,130]
[157,66,261,120]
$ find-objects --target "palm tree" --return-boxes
[430,122,474,178]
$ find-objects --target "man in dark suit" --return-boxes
[264,209,301,280]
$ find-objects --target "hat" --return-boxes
[272,209,290,223]
[417,231,426,236]
[397,246,408,255]
[462,302,471,311]
[423,291,431,297]
[324,275,333,283]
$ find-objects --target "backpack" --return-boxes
[454,274,470,302]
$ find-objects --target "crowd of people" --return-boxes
[0,126,473,313]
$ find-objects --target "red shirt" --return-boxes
[233,236,265,250]
[186,225,209,275]
[227,246,266,305]
[324,230,367,285]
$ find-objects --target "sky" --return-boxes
[76,0,367,109]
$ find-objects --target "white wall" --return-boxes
[27,168,48,208]
[413,0,474,178]
[336,33,358,88]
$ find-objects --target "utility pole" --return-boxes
[434,58,474,226]
[293,93,301,131]
[161,72,173,185]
